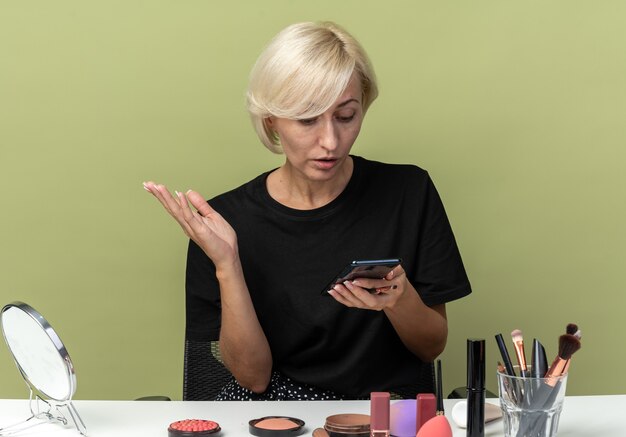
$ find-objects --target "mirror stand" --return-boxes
[0,383,87,436]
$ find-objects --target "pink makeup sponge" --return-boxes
[415,416,452,437]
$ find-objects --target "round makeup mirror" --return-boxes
[0,301,87,436]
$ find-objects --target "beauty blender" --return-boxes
[415,416,452,437]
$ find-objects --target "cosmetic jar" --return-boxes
[168,419,221,437]
[323,413,370,437]
[248,416,305,436]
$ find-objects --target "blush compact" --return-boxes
[168,419,221,436]
[248,416,305,436]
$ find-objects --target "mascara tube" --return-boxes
[466,339,485,437]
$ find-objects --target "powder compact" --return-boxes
[248,416,305,436]
[323,413,370,437]
[168,419,221,436]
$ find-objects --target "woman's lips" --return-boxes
[313,158,338,170]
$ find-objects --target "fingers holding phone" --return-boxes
[322,259,401,294]
[327,262,407,311]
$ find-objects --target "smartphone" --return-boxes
[322,258,402,295]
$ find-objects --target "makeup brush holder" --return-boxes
[497,369,567,437]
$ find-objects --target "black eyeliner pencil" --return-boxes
[436,359,444,414]
[495,333,516,376]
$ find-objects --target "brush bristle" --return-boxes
[559,334,581,360]
[566,323,579,335]
[511,329,523,342]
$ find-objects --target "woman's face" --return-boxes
[267,76,363,182]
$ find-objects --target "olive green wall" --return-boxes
[1,1,624,400]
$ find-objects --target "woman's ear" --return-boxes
[265,116,274,128]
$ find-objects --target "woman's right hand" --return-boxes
[143,181,238,269]
[145,181,272,390]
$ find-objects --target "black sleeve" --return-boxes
[184,239,221,341]
[412,174,472,306]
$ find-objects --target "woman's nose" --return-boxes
[318,119,339,150]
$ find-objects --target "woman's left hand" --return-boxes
[327,265,407,311]
[329,264,448,361]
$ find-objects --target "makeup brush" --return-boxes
[545,334,581,380]
[497,361,517,403]
[521,333,582,436]
[494,334,516,376]
[566,323,578,335]
[510,329,529,378]
[563,323,583,374]
[435,359,444,415]
[496,334,521,404]
[530,338,548,378]
[567,323,582,340]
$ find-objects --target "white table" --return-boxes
[0,396,623,436]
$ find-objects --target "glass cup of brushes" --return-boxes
[497,365,567,437]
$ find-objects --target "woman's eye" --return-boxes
[337,114,355,123]
[298,118,317,126]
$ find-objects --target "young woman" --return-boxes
[144,21,471,400]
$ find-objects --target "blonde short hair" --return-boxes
[246,22,378,153]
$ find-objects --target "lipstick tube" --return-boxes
[466,339,485,437]
[416,393,436,433]
[370,392,390,437]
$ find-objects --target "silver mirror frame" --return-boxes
[0,301,87,436]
